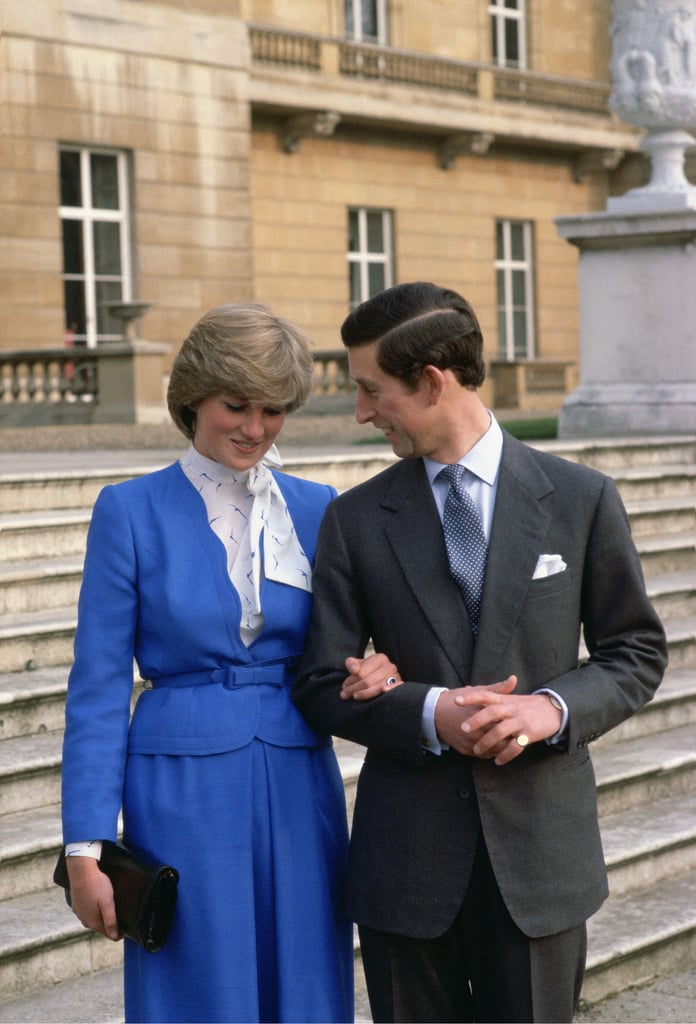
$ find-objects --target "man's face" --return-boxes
[349,342,435,459]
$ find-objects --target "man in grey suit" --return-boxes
[292,282,667,1023]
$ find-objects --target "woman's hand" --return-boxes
[340,653,402,701]
[65,855,121,941]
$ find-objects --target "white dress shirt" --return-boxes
[419,413,568,753]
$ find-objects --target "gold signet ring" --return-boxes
[516,734,529,747]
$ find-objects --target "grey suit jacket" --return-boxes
[293,432,667,939]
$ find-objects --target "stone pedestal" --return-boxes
[555,208,696,437]
[94,340,170,425]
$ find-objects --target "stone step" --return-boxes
[0,584,690,684]
[2,727,695,1009]
[600,789,696,899]
[0,468,152,515]
[662,616,696,671]
[0,609,76,673]
[0,887,122,1003]
[0,963,123,1024]
[597,669,696,746]
[593,720,696,817]
[0,528,683,630]
[0,509,90,562]
[542,436,696,474]
[611,464,696,504]
[0,666,70,741]
[637,533,696,576]
[0,805,62,901]
[0,557,83,616]
[647,570,696,622]
[625,495,696,538]
[3,447,689,517]
[3,877,696,1024]
[2,802,695,1017]
[0,730,62,817]
[583,867,696,1005]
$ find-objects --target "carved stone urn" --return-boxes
[608,0,696,209]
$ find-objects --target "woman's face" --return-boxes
[192,393,287,471]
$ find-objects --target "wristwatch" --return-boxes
[546,692,564,712]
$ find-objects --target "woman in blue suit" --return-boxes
[60,303,399,1023]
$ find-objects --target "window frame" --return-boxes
[347,207,394,310]
[488,0,527,70]
[495,218,536,361]
[344,0,388,45]
[59,145,133,348]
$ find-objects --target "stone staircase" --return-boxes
[0,437,695,1022]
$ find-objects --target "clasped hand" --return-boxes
[435,675,563,765]
[339,662,563,765]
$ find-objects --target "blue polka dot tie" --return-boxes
[439,464,488,636]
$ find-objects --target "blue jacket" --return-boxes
[61,461,336,843]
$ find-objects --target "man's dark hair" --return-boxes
[341,282,485,390]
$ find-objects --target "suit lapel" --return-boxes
[473,435,554,681]
[380,459,475,682]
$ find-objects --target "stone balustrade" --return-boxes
[0,344,575,425]
[248,24,610,113]
[490,359,577,412]
[0,342,170,427]
[0,346,354,427]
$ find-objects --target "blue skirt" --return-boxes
[122,740,353,1023]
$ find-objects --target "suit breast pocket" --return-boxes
[527,567,574,599]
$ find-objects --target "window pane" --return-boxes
[512,269,526,306]
[96,281,124,336]
[91,153,120,210]
[349,261,362,306]
[362,0,378,40]
[497,309,507,358]
[496,268,506,303]
[504,19,520,65]
[510,222,525,261]
[63,280,87,336]
[368,263,385,297]
[505,0,519,9]
[93,221,122,275]
[62,219,84,274]
[344,0,355,37]
[366,212,384,252]
[60,150,82,207]
[348,210,360,251]
[496,221,505,260]
[513,310,527,356]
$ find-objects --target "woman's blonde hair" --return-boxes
[167,303,316,439]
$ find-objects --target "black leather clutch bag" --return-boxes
[53,840,179,953]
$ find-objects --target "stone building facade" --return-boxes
[2,0,660,411]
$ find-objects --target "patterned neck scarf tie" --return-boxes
[181,445,312,646]
[439,464,488,636]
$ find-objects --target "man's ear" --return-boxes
[421,364,447,404]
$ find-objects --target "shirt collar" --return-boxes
[424,411,503,487]
[181,442,283,487]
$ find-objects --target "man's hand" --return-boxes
[340,653,402,700]
[455,685,564,765]
[65,855,121,941]
[434,676,518,755]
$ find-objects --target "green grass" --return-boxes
[353,415,558,445]
[500,416,558,440]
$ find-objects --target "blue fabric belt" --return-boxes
[149,658,299,690]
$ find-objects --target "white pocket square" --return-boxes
[532,553,567,579]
